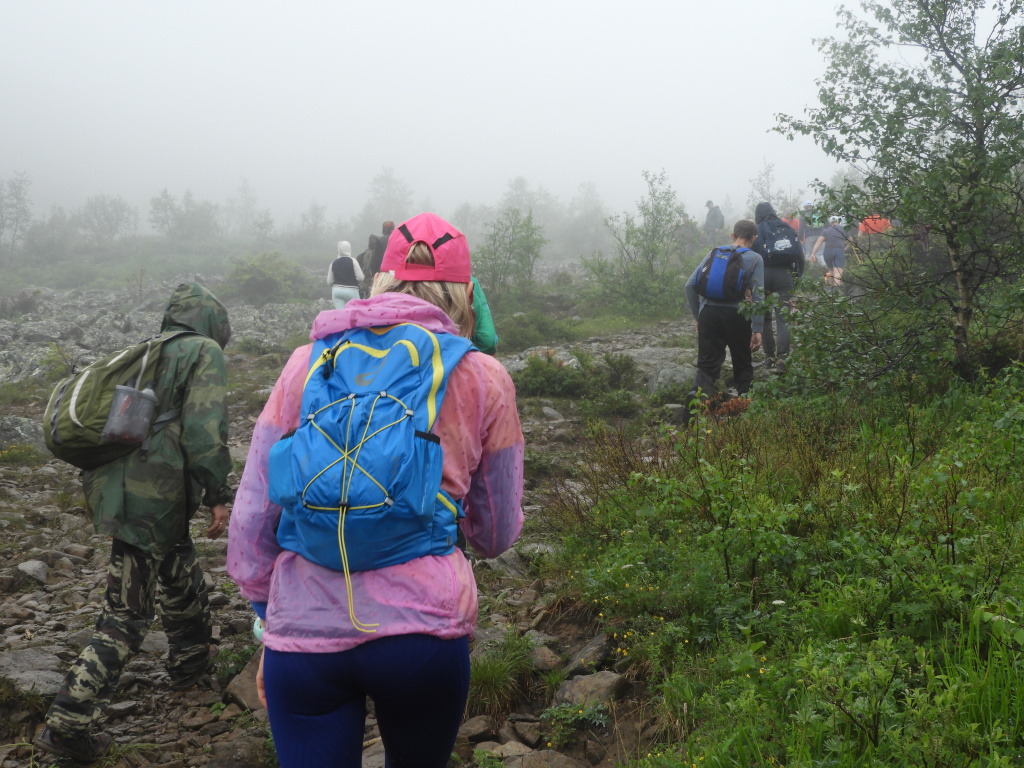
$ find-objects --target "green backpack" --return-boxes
[43,331,195,470]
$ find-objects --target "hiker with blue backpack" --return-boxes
[227,212,524,768]
[684,219,765,411]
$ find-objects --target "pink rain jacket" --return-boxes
[227,294,524,653]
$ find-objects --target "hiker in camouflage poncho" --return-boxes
[37,282,233,763]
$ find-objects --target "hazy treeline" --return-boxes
[0,163,815,296]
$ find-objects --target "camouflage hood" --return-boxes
[160,282,231,349]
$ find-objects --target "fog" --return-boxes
[2,0,846,228]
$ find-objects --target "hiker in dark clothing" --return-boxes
[704,200,725,246]
[357,221,397,298]
[753,202,804,369]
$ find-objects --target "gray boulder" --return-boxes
[17,559,49,585]
[0,416,47,453]
[564,633,613,676]
[0,647,66,695]
[554,671,627,707]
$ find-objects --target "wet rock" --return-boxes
[494,741,533,758]
[224,649,263,711]
[477,548,529,579]
[541,407,565,422]
[0,646,66,694]
[514,720,543,747]
[36,549,88,568]
[532,645,562,672]
[564,634,613,676]
[205,735,267,768]
[458,714,497,742]
[141,630,169,655]
[182,710,219,729]
[107,700,142,718]
[63,543,96,560]
[554,671,626,708]
[17,559,49,585]
[649,362,697,393]
[498,721,520,744]
[470,625,510,660]
[0,417,47,453]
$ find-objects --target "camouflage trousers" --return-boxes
[46,537,212,737]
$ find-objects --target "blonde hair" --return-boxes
[370,242,474,337]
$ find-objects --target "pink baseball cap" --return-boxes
[379,213,471,283]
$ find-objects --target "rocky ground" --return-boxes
[0,284,758,767]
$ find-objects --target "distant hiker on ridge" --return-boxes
[704,200,725,246]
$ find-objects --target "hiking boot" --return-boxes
[168,665,215,691]
[34,725,113,762]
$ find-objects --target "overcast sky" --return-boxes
[2,0,848,228]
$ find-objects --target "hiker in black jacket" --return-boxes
[752,202,804,370]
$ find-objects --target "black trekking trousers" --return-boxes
[691,304,754,397]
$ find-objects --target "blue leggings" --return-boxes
[263,634,470,768]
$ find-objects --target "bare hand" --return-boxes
[207,504,229,539]
[750,332,762,352]
[256,647,267,709]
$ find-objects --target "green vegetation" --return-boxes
[218,252,321,307]
[540,702,609,748]
[581,170,702,315]
[546,358,1024,765]
[213,644,260,685]
[777,0,1024,379]
[0,444,45,467]
[467,629,536,718]
[474,207,548,310]
[498,311,578,353]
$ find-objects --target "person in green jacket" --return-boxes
[470,276,497,355]
[36,283,233,763]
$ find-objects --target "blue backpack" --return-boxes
[693,247,749,301]
[268,322,473,629]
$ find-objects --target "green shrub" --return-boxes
[221,252,321,307]
[498,311,577,353]
[540,702,609,747]
[513,355,591,399]
[512,351,643,408]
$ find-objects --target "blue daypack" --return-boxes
[268,322,473,627]
[693,246,749,301]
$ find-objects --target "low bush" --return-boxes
[220,252,321,307]
[498,311,578,353]
[0,444,45,467]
